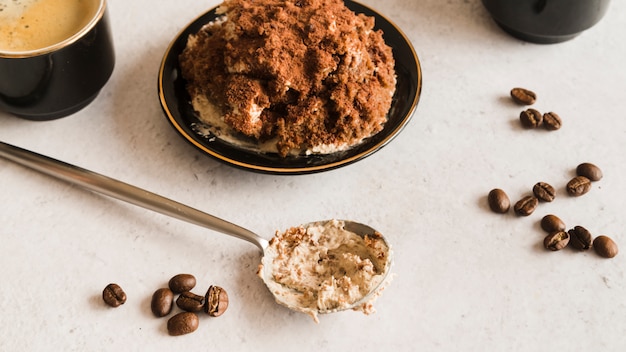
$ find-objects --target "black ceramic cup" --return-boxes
[0,0,115,120]
[482,0,611,44]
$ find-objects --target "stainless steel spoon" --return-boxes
[0,141,392,320]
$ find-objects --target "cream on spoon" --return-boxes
[0,141,392,322]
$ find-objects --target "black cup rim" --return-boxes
[0,0,107,58]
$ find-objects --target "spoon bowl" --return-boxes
[259,219,392,322]
[0,141,392,321]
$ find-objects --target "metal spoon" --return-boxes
[0,141,392,320]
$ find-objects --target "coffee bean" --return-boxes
[568,226,593,250]
[167,312,199,336]
[176,291,205,312]
[205,285,229,317]
[544,231,570,251]
[519,108,543,128]
[542,112,562,131]
[513,195,538,216]
[566,176,591,196]
[576,163,603,182]
[168,274,196,294]
[151,288,174,317]
[488,188,510,213]
[102,283,127,308]
[540,214,566,233]
[533,182,556,202]
[510,88,537,105]
[593,235,618,258]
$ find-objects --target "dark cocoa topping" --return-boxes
[179,0,396,156]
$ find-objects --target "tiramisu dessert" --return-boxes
[179,0,396,156]
[258,219,392,323]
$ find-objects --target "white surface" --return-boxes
[1,0,625,350]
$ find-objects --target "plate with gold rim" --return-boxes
[158,0,421,175]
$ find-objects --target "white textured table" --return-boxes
[1,0,625,350]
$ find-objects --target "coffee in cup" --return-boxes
[0,0,101,52]
[0,0,115,120]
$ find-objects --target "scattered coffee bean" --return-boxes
[568,226,593,250]
[488,188,510,213]
[176,291,205,313]
[205,285,229,317]
[544,231,570,251]
[540,214,566,233]
[519,108,543,128]
[102,283,127,308]
[151,288,174,317]
[576,163,603,182]
[542,112,562,131]
[101,273,233,335]
[513,195,538,216]
[167,312,199,336]
[510,87,537,105]
[533,182,556,202]
[566,176,592,197]
[168,274,196,294]
[593,235,618,258]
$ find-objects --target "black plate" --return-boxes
[158,1,422,175]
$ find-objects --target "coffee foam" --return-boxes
[0,0,99,52]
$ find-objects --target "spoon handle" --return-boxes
[0,141,268,251]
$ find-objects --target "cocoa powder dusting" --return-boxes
[179,0,396,156]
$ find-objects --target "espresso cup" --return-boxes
[482,0,611,44]
[0,0,115,120]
